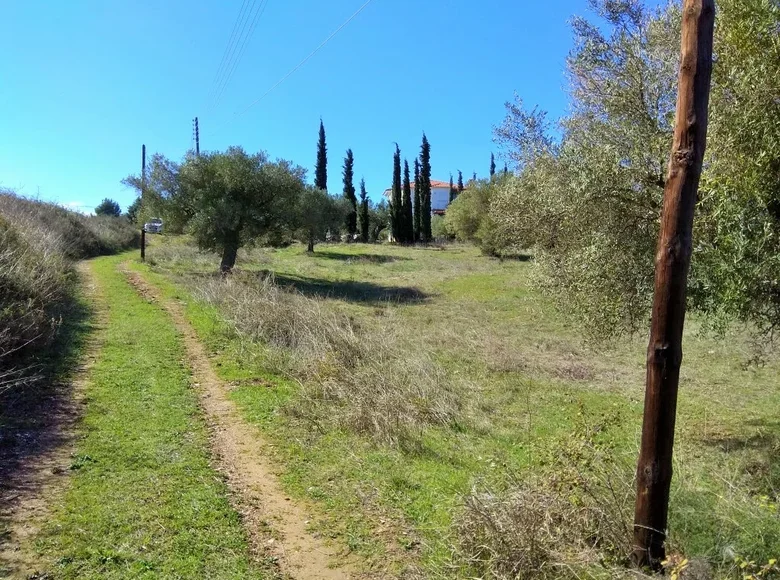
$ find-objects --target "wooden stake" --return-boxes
[141,229,146,262]
[632,0,715,569]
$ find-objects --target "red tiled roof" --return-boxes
[382,180,453,196]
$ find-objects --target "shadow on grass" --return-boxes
[498,253,533,262]
[271,272,429,305]
[308,251,409,264]
[0,287,95,563]
[700,418,780,497]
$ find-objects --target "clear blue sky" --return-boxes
[0,0,629,213]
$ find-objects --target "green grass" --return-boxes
[35,254,265,579]
[141,238,780,577]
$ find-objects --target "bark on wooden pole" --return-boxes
[632,0,715,569]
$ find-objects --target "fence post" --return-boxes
[141,229,146,262]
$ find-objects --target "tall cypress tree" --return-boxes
[413,158,422,242]
[504,163,509,175]
[315,119,328,191]
[402,159,414,243]
[457,170,464,193]
[472,171,477,182]
[342,149,357,237]
[449,173,456,203]
[490,153,496,177]
[359,178,369,243]
[390,144,402,242]
[420,133,432,242]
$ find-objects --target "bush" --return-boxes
[0,190,140,392]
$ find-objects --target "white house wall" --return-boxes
[430,187,450,211]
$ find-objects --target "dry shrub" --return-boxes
[194,272,461,445]
[456,414,637,579]
[0,190,139,392]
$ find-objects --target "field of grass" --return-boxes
[143,237,780,578]
[33,255,265,579]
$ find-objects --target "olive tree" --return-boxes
[180,147,306,272]
[295,186,348,252]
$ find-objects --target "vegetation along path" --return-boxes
[1,254,275,578]
[120,263,353,579]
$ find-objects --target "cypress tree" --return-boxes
[472,171,477,182]
[390,144,402,242]
[449,174,456,203]
[342,149,357,237]
[420,133,432,242]
[402,159,414,243]
[315,119,328,191]
[457,170,464,193]
[504,163,508,175]
[413,158,422,242]
[359,178,369,243]
[490,153,496,177]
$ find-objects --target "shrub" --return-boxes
[0,190,140,392]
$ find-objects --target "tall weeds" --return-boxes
[194,272,461,446]
[0,190,139,392]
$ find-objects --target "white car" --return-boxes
[143,218,163,234]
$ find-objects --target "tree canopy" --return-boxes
[95,198,121,217]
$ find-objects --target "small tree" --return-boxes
[125,197,141,223]
[342,149,357,237]
[296,186,348,252]
[181,147,305,273]
[369,200,390,242]
[95,198,121,217]
[490,153,496,177]
[359,178,369,242]
[315,119,328,191]
[402,159,414,243]
[449,174,457,203]
[419,134,432,242]
[413,158,422,242]
[457,170,464,193]
[390,145,402,242]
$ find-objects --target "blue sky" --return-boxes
[2,0,620,213]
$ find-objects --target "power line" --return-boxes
[205,0,253,109]
[210,0,270,111]
[208,0,376,136]
[207,0,259,112]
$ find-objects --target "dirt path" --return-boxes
[122,265,356,580]
[0,262,107,578]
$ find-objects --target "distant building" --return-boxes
[383,180,453,214]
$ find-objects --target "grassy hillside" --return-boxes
[0,191,139,394]
[142,237,779,578]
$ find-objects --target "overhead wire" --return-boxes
[204,0,253,110]
[210,0,271,111]
[208,0,376,137]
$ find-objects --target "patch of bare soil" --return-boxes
[0,262,107,578]
[122,267,360,580]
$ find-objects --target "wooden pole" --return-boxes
[632,0,715,569]
[141,228,146,262]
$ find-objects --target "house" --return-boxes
[382,180,454,214]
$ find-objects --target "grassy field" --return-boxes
[143,237,780,578]
[33,255,265,579]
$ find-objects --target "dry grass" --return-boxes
[0,190,139,392]
[196,272,461,446]
[455,433,637,579]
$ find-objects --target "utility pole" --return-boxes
[141,144,146,262]
[632,0,714,569]
[193,117,200,156]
